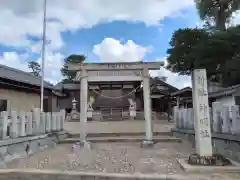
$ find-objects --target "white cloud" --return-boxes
[0,0,194,84]
[0,51,64,84]
[150,68,191,89]
[0,52,30,72]
[0,0,194,49]
[36,51,64,84]
[93,38,191,89]
[93,38,152,62]
[150,58,191,89]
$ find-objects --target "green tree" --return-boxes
[28,61,41,77]
[60,54,86,82]
[166,27,240,86]
[195,0,240,31]
[214,25,240,85]
[166,28,210,75]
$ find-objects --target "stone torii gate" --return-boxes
[66,61,164,146]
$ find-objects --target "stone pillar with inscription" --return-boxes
[80,67,89,146]
[142,68,153,146]
[192,69,212,156]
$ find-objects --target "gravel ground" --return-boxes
[6,142,191,174]
[5,141,240,179]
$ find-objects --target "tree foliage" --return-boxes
[166,26,240,86]
[60,54,86,82]
[195,0,240,31]
[215,25,240,85]
[166,28,210,75]
[28,61,41,77]
[166,1,240,87]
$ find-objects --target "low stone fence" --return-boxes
[0,108,65,139]
[173,101,240,135]
[0,131,67,163]
[0,108,67,163]
[172,102,240,162]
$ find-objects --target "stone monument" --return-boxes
[192,69,212,156]
[186,69,232,167]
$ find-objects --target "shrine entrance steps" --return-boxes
[62,120,179,144]
[63,119,174,135]
[68,131,172,138]
[60,134,182,144]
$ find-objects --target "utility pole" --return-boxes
[40,0,47,112]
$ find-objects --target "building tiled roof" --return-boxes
[0,64,54,89]
[172,84,240,104]
[150,77,179,94]
[170,87,192,96]
[208,84,240,98]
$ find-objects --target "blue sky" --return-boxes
[0,0,202,88]
[61,7,199,63]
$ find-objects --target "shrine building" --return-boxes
[54,61,179,121]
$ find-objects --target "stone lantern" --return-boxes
[72,98,77,111]
[71,98,78,119]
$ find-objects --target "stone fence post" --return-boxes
[182,109,187,129]
[60,109,65,131]
[222,105,231,134]
[56,113,60,131]
[212,102,222,133]
[173,106,178,124]
[46,112,51,133]
[11,111,18,138]
[40,112,46,134]
[26,112,33,135]
[19,111,26,137]
[0,111,8,140]
[52,112,57,131]
[33,108,40,135]
[231,105,240,135]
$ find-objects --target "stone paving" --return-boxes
[4,141,240,179]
